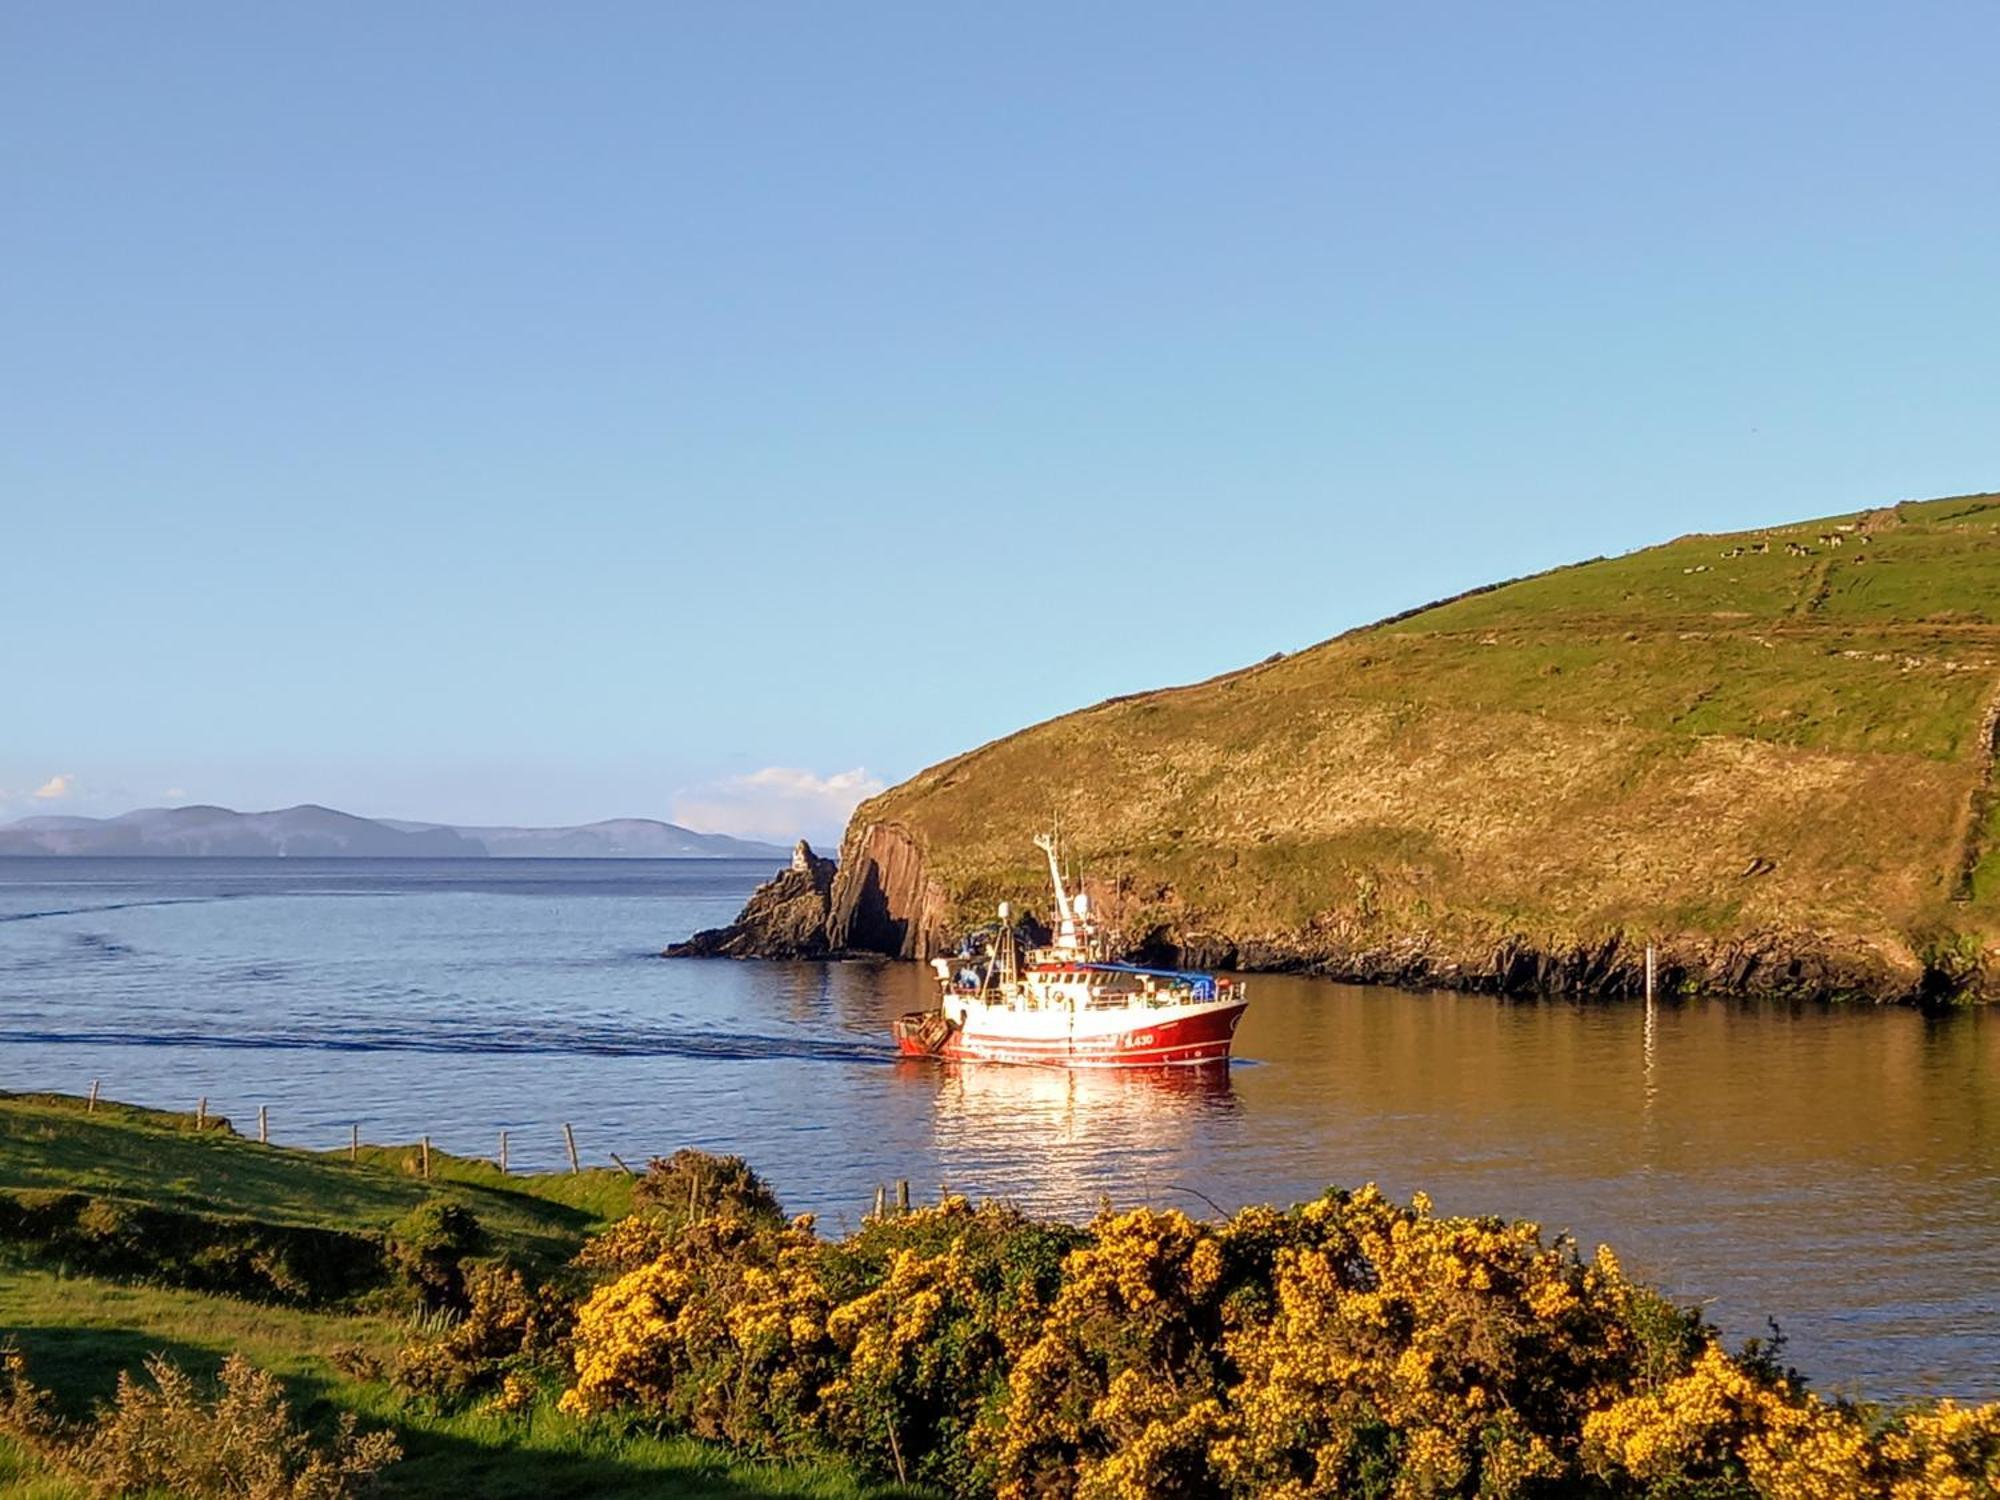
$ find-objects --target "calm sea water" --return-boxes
[2,856,1994,1400]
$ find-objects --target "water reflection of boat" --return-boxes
[910,1057,1239,1110]
[912,1054,1239,1211]
[893,834,1248,1067]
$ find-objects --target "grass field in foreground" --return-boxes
[0,1092,918,1498]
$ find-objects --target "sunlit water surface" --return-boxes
[2,857,1994,1400]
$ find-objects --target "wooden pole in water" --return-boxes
[563,1123,581,1175]
[87,1079,100,1114]
[1642,942,1659,1096]
[350,1123,360,1163]
[420,1136,431,1180]
[258,1105,268,1144]
[498,1130,509,1175]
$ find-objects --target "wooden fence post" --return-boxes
[87,1079,100,1113]
[196,1097,207,1131]
[420,1136,431,1180]
[896,1179,910,1213]
[498,1130,509,1174]
[563,1123,581,1175]
[258,1105,268,1144]
[350,1123,360,1163]
[873,1183,887,1218]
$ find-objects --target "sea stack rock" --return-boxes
[664,840,837,958]
[826,820,952,960]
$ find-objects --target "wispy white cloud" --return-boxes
[32,773,76,801]
[672,766,885,845]
[165,787,188,800]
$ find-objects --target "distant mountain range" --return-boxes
[0,804,788,860]
[378,818,788,859]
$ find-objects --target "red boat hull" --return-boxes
[894,999,1246,1068]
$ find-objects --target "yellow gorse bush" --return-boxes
[570,1211,677,1277]
[560,1211,834,1456]
[393,1260,568,1403]
[1586,1342,2000,1500]
[1878,1402,2000,1500]
[559,1181,2000,1499]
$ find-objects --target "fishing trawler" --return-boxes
[892,834,1248,1068]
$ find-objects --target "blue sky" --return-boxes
[6,4,1997,842]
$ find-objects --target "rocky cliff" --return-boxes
[825,821,952,960]
[665,841,838,958]
[680,494,2000,1002]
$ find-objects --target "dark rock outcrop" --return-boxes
[664,841,837,958]
[670,822,956,962]
[826,821,951,960]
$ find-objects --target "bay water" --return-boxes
[1,856,1993,1401]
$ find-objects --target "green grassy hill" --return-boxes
[832,492,2000,1000]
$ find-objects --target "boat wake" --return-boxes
[0,1021,896,1066]
[0,896,238,923]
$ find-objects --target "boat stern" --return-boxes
[893,1010,960,1057]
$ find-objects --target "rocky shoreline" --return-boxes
[1137,928,1953,1005]
[668,829,1976,1004]
[665,841,841,958]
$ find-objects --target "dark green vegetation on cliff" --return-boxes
[825,493,2000,1001]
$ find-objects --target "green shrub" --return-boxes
[386,1200,488,1313]
[630,1148,786,1231]
[0,1190,385,1306]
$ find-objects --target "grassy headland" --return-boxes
[831,492,2000,1000]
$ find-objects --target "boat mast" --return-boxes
[1034,833,1072,927]
[994,901,1016,987]
[1034,831,1081,952]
